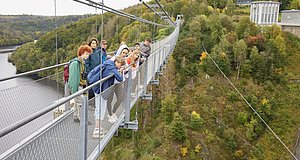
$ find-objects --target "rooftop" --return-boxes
[281,10,300,13]
[251,1,280,4]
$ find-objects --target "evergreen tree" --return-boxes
[161,94,177,124]
[170,112,187,143]
[190,111,205,130]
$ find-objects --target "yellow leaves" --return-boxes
[261,98,269,105]
[200,52,207,65]
[220,52,227,59]
[275,67,283,74]
[200,52,207,61]
[234,150,244,158]
[181,144,202,157]
[191,111,200,119]
[181,147,188,157]
[194,144,201,153]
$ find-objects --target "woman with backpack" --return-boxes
[68,45,92,122]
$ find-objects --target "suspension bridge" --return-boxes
[0,0,181,159]
[0,31,179,159]
[1,0,300,159]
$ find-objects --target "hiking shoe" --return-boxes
[139,85,144,89]
[108,115,117,123]
[92,128,101,139]
[131,93,136,99]
[92,128,108,139]
[112,113,118,121]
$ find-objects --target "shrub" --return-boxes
[237,111,248,125]
[190,111,205,130]
[170,112,187,142]
[161,94,177,124]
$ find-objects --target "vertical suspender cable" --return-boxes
[95,7,98,35]
[129,18,131,43]
[98,0,104,156]
[116,15,119,43]
[153,16,155,41]
[140,5,142,38]
[54,0,59,100]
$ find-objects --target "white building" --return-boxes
[280,10,300,38]
[281,10,300,25]
[236,0,252,5]
[250,1,280,25]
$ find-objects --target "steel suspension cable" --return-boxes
[202,45,298,160]
[140,0,160,17]
[159,74,259,152]
[85,0,165,27]
[153,0,176,26]
[140,0,169,27]
[73,0,168,27]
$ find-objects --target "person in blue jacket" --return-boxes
[89,56,125,138]
[85,38,108,101]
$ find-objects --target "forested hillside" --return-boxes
[8,0,300,159]
[0,14,90,46]
[10,5,172,74]
[101,0,300,159]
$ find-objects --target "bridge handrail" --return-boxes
[0,73,113,138]
[0,62,68,82]
[0,29,177,137]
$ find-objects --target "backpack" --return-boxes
[87,64,106,84]
[64,58,79,83]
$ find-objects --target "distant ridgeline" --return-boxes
[9,4,172,75]
[0,15,91,47]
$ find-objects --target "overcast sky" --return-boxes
[0,0,150,16]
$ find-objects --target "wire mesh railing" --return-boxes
[0,71,65,156]
[0,23,180,160]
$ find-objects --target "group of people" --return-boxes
[67,37,152,139]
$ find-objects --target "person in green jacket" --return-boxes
[68,45,92,122]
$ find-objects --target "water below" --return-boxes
[0,46,33,90]
[0,45,64,156]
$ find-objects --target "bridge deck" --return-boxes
[2,89,141,159]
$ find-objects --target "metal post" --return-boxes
[143,60,148,95]
[125,69,132,123]
[64,83,70,110]
[164,45,166,62]
[152,50,156,75]
[160,41,162,64]
[79,93,88,160]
